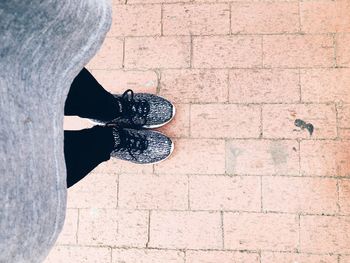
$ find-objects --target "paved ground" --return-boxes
[45,0,350,262]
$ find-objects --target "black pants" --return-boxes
[64,68,120,188]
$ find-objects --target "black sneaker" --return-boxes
[111,127,174,164]
[90,89,175,129]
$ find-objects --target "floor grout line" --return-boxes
[52,243,345,256]
[160,3,164,37]
[189,34,193,69]
[337,179,341,215]
[89,65,350,71]
[333,33,338,68]
[220,211,225,249]
[122,37,125,68]
[116,174,120,208]
[106,32,344,38]
[187,175,191,210]
[73,206,350,217]
[146,210,151,248]
[335,102,340,140]
[298,213,301,253]
[76,208,80,245]
[260,176,263,213]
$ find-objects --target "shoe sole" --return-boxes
[87,103,176,129]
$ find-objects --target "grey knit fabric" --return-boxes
[0,1,111,262]
[111,128,174,164]
[127,93,175,128]
[91,91,175,128]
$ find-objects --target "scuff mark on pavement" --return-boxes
[294,119,314,136]
[269,141,288,166]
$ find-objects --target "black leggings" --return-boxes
[64,68,120,188]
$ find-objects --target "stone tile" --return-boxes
[226,139,299,175]
[300,215,350,253]
[231,2,299,34]
[78,209,148,247]
[155,139,225,174]
[193,36,262,68]
[125,36,191,69]
[163,3,230,35]
[262,176,338,214]
[112,249,184,263]
[229,69,299,103]
[224,212,299,251]
[44,246,111,263]
[191,104,261,138]
[149,211,222,249]
[118,173,188,210]
[189,175,261,211]
[263,35,334,68]
[67,173,118,209]
[262,104,337,139]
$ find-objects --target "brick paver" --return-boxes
[189,175,261,211]
[193,35,262,68]
[149,211,222,249]
[262,103,337,139]
[45,246,111,263]
[337,103,350,139]
[53,1,350,262]
[191,104,261,138]
[125,36,191,69]
[224,212,299,251]
[262,176,338,214]
[112,249,184,263]
[301,68,350,103]
[300,0,338,33]
[231,2,299,34]
[163,3,230,36]
[229,69,300,103]
[339,179,350,214]
[86,37,124,69]
[261,252,338,263]
[118,173,188,210]
[263,35,334,68]
[108,4,161,37]
[155,139,225,174]
[78,209,148,247]
[159,69,228,103]
[300,215,350,253]
[226,139,299,175]
[300,140,350,176]
[186,251,259,263]
[336,33,350,67]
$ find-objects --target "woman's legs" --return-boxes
[64,68,120,188]
[64,125,115,188]
[64,67,120,122]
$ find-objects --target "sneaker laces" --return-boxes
[114,128,149,160]
[114,89,150,126]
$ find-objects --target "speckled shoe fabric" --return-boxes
[90,89,175,129]
[110,127,174,164]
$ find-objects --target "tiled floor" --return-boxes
[45,0,350,262]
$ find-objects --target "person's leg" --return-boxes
[64,67,120,122]
[64,125,115,188]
